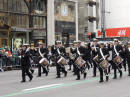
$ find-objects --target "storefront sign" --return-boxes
[11,27,31,32]
[106,27,130,37]
[55,21,75,34]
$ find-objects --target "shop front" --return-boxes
[0,28,9,48]
[11,27,31,49]
[0,12,10,48]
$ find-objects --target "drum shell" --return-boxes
[99,60,110,70]
[39,58,49,66]
[75,57,86,68]
[57,56,67,65]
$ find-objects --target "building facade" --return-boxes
[0,0,101,47]
[55,0,76,45]
[0,0,29,48]
[29,0,47,45]
[0,0,47,48]
[72,0,100,41]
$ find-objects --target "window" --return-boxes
[33,16,46,29]
[3,0,8,11]
[0,0,4,10]
[8,0,13,11]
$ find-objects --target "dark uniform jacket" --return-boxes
[70,47,77,55]
[56,46,66,56]
[21,50,30,68]
[91,44,100,58]
[97,47,109,63]
[84,43,92,60]
[125,48,130,62]
[30,48,37,56]
[51,45,57,55]
[108,44,123,59]
[37,48,48,61]
[76,46,86,60]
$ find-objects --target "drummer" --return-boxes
[97,43,110,83]
[21,44,33,82]
[37,42,48,77]
[125,42,130,76]
[75,41,87,80]
[55,41,67,78]
[71,41,78,75]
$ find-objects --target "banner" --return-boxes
[106,27,130,37]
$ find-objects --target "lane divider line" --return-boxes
[23,84,64,91]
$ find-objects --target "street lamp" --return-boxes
[68,0,79,41]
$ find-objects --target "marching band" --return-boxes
[19,39,130,83]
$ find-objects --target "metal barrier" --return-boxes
[0,55,39,71]
[0,58,4,72]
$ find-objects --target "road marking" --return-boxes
[0,78,99,97]
[0,72,128,97]
[23,83,63,91]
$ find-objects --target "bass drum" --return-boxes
[75,57,86,68]
[57,56,67,65]
[39,58,49,66]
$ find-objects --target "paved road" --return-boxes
[0,67,130,97]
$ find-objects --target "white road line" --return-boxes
[23,83,63,91]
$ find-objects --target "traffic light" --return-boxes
[88,16,96,23]
[88,33,96,39]
[91,33,96,38]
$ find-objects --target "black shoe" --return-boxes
[29,76,33,82]
[37,75,41,77]
[73,73,76,75]
[106,76,109,82]
[64,72,67,77]
[120,71,122,78]
[21,80,26,83]
[84,73,87,79]
[99,80,104,83]
[93,75,96,77]
[46,71,48,76]
[128,74,130,76]
[68,69,71,71]
[113,76,117,79]
[31,69,34,74]
[56,76,61,78]
[76,78,80,80]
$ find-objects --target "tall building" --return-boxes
[69,0,100,41]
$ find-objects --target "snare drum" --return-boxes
[39,58,49,66]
